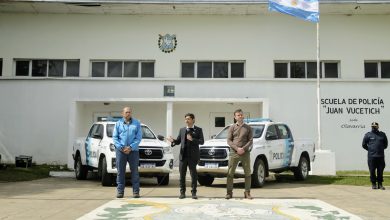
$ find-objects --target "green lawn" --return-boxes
[274,171,390,186]
[1,165,389,186]
[0,164,69,182]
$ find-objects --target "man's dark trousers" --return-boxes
[368,157,386,184]
[179,157,198,194]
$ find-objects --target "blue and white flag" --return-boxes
[269,0,319,23]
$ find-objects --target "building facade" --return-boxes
[0,0,389,170]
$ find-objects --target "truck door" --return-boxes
[276,124,294,168]
[265,124,284,169]
[85,124,103,167]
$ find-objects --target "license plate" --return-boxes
[140,163,156,168]
[205,162,218,168]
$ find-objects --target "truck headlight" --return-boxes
[109,143,115,152]
[163,146,171,154]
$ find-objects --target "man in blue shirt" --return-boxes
[113,107,142,198]
[362,122,388,190]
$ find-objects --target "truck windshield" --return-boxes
[106,124,156,139]
[214,125,265,139]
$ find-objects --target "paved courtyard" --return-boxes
[0,171,389,219]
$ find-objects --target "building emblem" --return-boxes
[158,34,177,53]
[144,149,153,156]
[208,149,215,156]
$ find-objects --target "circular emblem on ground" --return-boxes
[208,149,215,156]
[158,34,177,53]
[145,149,153,156]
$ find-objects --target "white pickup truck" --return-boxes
[72,121,174,186]
[197,119,315,187]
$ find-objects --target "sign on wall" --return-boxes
[158,34,177,53]
[321,97,385,129]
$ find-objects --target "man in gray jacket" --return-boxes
[362,122,388,190]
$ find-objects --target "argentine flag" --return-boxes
[269,0,319,23]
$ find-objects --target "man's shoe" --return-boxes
[244,191,253,200]
[378,183,386,190]
[179,194,186,199]
[192,194,198,199]
[116,193,124,198]
[225,191,233,200]
[133,193,140,198]
[372,183,378,190]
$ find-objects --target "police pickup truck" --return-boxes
[197,119,315,187]
[72,121,174,186]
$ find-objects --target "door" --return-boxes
[85,124,103,167]
[264,124,285,169]
[276,124,294,168]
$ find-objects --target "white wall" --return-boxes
[0,12,390,170]
[1,13,390,79]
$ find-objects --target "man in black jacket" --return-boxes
[362,122,388,190]
[168,113,204,199]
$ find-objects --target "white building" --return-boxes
[0,0,389,170]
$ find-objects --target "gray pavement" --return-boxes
[0,171,389,220]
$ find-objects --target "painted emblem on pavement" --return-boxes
[78,198,361,220]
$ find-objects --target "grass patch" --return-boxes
[275,172,390,186]
[0,164,69,182]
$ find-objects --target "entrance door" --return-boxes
[208,112,250,139]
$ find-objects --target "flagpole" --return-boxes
[316,21,321,150]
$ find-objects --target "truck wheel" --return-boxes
[251,158,266,188]
[101,157,114,186]
[294,155,309,181]
[198,175,214,186]
[157,174,170,185]
[75,155,88,180]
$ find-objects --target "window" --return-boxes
[181,61,245,78]
[141,62,154,77]
[274,61,338,78]
[365,61,390,78]
[265,125,278,140]
[124,61,138,77]
[198,62,212,78]
[107,61,122,77]
[0,59,2,76]
[15,59,80,77]
[231,62,244,78]
[275,63,288,78]
[66,61,80,77]
[276,124,291,139]
[290,62,305,78]
[213,62,228,78]
[91,60,155,78]
[215,117,225,127]
[32,60,47,77]
[49,60,64,77]
[16,61,29,76]
[181,62,194,78]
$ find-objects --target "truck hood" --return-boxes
[200,139,228,148]
[106,138,169,148]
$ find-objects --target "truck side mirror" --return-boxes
[211,135,216,139]
[157,135,165,141]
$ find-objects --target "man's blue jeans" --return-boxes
[116,150,140,194]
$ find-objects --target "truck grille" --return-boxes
[139,160,166,167]
[200,148,228,159]
[198,160,228,167]
[139,148,163,159]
